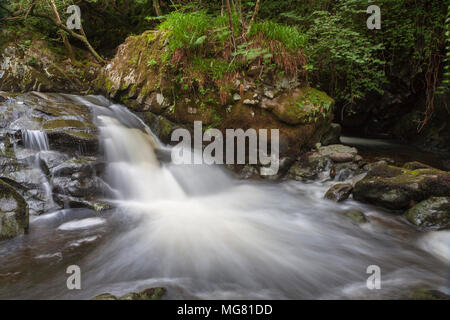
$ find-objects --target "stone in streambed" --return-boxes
[404,197,450,230]
[91,287,167,300]
[353,163,450,211]
[341,209,368,225]
[324,184,353,202]
[410,288,450,300]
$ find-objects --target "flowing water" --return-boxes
[0,94,448,299]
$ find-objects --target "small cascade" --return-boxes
[22,129,49,151]
[21,129,55,210]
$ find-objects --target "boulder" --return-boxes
[321,123,341,146]
[341,209,368,224]
[353,163,450,211]
[0,180,28,240]
[324,184,353,202]
[92,287,167,300]
[404,197,450,230]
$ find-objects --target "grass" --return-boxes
[248,21,308,51]
[157,11,309,97]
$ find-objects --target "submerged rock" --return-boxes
[324,184,353,202]
[410,288,450,300]
[0,179,28,240]
[353,163,450,211]
[404,197,450,230]
[341,209,368,224]
[92,287,167,300]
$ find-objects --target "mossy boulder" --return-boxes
[324,184,353,202]
[405,197,450,230]
[96,30,334,159]
[353,163,450,211]
[341,209,368,224]
[0,25,100,93]
[410,288,450,300]
[0,179,28,241]
[91,287,167,300]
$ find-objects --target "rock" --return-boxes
[404,197,450,230]
[341,209,368,224]
[261,87,333,125]
[138,112,179,144]
[410,288,450,300]
[321,123,341,146]
[263,89,274,99]
[53,194,113,213]
[51,157,103,178]
[324,184,353,202]
[0,26,100,93]
[288,153,333,181]
[0,180,28,241]
[353,163,450,211]
[310,144,358,163]
[92,287,167,300]
[403,161,432,170]
[52,176,106,198]
[97,30,334,160]
[233,93,241,101]
[243,99,259,105]
[46,128,98,155]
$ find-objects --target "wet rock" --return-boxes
[138,112,179,144]
[410,288,450,300]
[341,209,368,224]
[51,157,103,178]
[320,123,341,146]
[324,184,353,202]
[404,197,450,230]
[333,162,361,181]
[52,176,106,199]
[0,27,100,93]
[92,287,167,300]
[0,179,28,240]
[53,194,113,213]
[403,161,432,170]
[46,128,98,155]
[353,163,450,211]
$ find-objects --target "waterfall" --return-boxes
[22,129,49,151]
[21,129,54,210]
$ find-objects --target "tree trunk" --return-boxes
[48,0,74,62]
[224,0,236,50]
[153,0,162,17]
[247,0,261,34]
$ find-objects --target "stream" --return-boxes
[0,93,448,299]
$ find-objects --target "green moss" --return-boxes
[43,119,89,130]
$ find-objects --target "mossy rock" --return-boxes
[353,163,450,211]
[410,288,450,300]
[262,87,334,125]
[342,209,369,225]
[0,179,29,241]
[404,197,450,230]
[91,287,167,300]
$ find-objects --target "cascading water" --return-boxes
[0,94,448,300]
[22,129,49,151]
[21,129,55,210]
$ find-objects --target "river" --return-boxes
[0,94,448,299]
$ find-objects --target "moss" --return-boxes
[43,119,89,130]
[0,179,28,241]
